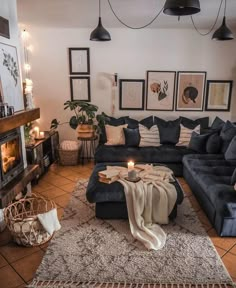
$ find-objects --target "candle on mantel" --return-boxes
[127,161,136,180]
[34,127,39,138]
[39,131,45,139]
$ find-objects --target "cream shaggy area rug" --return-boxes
[28,180,234,288]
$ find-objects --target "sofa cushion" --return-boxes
[220,121,236,153]
[180,116,209,130]
[206,133,221,154]
[125,116,153,129]
[225,135,236,160]
[211,117,225,130]
[154,117,181,145]
[177,124,200,146]
[123,128,140,147]
[189,132,209,153]
[231,168,236,185]
[139,124,160,147]
[105,124,127,146]
[95,144,196,164]
[100,116,128,144]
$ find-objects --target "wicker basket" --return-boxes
[58,147,80,166]
[4,195,57,247]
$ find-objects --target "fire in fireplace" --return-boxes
[0,128,24,189]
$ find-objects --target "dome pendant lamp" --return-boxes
[90,0,111,41]
[163,0,200,16]
[212,0,234,41]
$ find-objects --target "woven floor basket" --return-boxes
[4,195,57,247]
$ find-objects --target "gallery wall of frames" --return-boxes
[68,47,233,113]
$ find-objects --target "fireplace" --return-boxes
[0,128,24,189]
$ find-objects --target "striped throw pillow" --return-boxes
[176,124,200,146]
[139,124,160,147]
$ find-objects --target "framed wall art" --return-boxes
[0,43,24,111]
[69,48,90,75]
[0,16,10,39]
[119,79,145,110]
[146,71,176,111]
[205,80,233,111]
[70,76,91,101]
[176,71,206,111]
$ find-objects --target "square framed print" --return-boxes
[119,79,145,110]
[205,80,233,111]
[146,71,176,111]
[0,43,24,111]
[176,71,206,111]
[69,48,90,75]
[70,76,91,101]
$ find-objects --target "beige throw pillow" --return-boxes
[105,124,128,146]
[139,124,161,147]
[177,124,200,146]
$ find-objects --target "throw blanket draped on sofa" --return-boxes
[106,165,177,250]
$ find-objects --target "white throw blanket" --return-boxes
[37,208,61,236]
[106,165,177,250]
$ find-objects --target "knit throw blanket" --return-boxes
[106,165,177,251]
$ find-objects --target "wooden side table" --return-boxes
[78,136,98,165]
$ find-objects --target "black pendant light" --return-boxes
[163,0,200,16]
[212,0,234,41]
[90,0,111,41]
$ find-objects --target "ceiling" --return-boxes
[17,0,236,30]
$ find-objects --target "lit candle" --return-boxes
[34,126,39,138]
[39,131,45,138]
[127,161,136,180]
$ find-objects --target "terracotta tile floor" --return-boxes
[0,162,235,287]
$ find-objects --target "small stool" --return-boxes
[78,136,98,165]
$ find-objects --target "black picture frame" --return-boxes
[119,79,145,110]
[70,76,91,102]
[69,48,90,75]
[175,71,206,111]
[205,80,233,111]
[0,16,10,39]
[146,70,176,111]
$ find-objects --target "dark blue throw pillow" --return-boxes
[123,128,140,147]
[211,116,225,130]
[125,116,153,129]
[180,116,209,130]
[100,116,128,144]
[220,121,236,153]
[154,117,180,145]
[189,132,209,153]
[206,133,221,154]
[231,168,236,185]
[225,135,236,160]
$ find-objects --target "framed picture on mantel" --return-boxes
[119,79,145,110]
[176,71,206,111]
[205,80,233,111]
[69,48,90,75]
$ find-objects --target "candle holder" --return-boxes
[126,160,141,182]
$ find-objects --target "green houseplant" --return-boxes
[51,100,106,138]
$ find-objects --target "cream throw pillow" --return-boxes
[139,124,160,147]
[105,124,128,145]
[177,124,200,146]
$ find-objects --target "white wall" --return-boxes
[27,27,236,141]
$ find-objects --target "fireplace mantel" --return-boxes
[0,108,40,134]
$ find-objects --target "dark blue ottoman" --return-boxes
[86,163,184,219]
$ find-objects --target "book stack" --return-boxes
[98,169,120,184]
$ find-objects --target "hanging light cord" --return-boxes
[107,0,164,29]
[191,0,223,36]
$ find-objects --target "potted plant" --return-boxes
[51,100,106,138]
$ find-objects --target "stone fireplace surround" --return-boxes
[0,108,40,208]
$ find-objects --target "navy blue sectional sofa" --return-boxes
[92,115,236,236]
